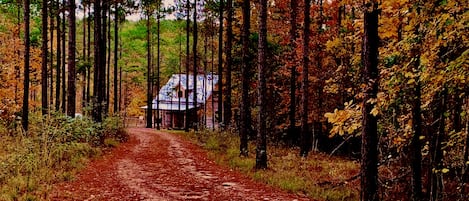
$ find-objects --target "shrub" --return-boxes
[0,112,127,200]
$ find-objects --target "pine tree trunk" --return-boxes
[23,0,31,131]
[411,82,423,201]
[156,8,161,130]
[185,0,190,132]
[429,89,447,201]
[146,11,152,128]
[255,0,268,170]
[106,10,111,115]
[41,0,48,115]
[410,3,423,200]
[87,4,91,105]
[288,0,298,137]
[67,0,77,117]
[93,0,103,122]
[299,0,311,157]
[217,0,224,126]
[56,1,61,111]
[224,0,233,127]
[360,2,379,201]
[82,3,87,108]
[193,0,198,130]
[114,3,119,114]
[61,10,66,114]
[49,6,54,109]
[239,0,251,157]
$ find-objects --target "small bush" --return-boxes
[0,112,128,200]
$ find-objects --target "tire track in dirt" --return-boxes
[51,128,311,201]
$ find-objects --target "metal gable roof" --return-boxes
[152,73,219,110]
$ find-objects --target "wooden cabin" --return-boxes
[145,73,221,129]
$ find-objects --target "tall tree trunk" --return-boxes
[224,0,233,127]
[87,3,91,62]
[211,23,215,131]
[255,0,268,170]
[184,0,190,132]
[411,82,423,201]
[429,89,447,201]
[288,0,298,136]
[61,9,66,114]
[193,0,198,130]
[299,0,311,157]
[82,2,87,108]
[22,0,31,131]
[83,2,86,59]
[217,0,224,126]
[146,11,152,128]
[87,4,91,105]
[56,1,61,111]
[114,3,119,114]
[67,0,77,117]
[156,8,161,130]
[106,9,111,115]
[93,0,104,122]
[410,2,423,200]
[50,5,54,109]
[41,0,48,115]
[239,0,251,157]
[361,2,379,201]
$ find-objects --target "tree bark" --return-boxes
[23,0,31,131]
[49,4,54,109]
[193,0,198,130]
[255,0,268,170]
[87,4,91,105]
[106,7,111,115]
[184,0,190,132]
[67,0,77,118]
[56,1,61,111]
[156,7,161,130]
[410,3,423,200]
[299,0,311,157]
[224,0,233,127]
[360,2,379,201]
[428,89,447,201]
[61,9,66,114]
[93,0,104,122]
[114,2,119,114]
[411,82,423,201]
[146,11,152,128]
[217,0,224,126]
[239,0,252,157]
[41,0,48,115]
[288,0,298,136]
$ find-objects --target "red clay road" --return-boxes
[51,128,311,201]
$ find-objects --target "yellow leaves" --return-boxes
[432,168,450,174]
[325,38,341,53]
[370,107,379,116]
[325,101,362,137]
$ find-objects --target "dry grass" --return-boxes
[0,113,126,201]
[173,129,360,201]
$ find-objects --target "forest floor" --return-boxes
[50,128,311,201]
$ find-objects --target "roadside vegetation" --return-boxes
[174,130,360,201]
[0,113,127,201]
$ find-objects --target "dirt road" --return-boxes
[51,128,310,201]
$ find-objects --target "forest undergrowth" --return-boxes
[0,112,127,201]
[174,129,360,201]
